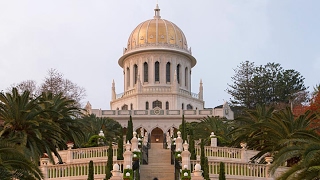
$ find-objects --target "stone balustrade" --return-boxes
[115,86,199,100]
[70,146,118,162]
[124,42,192,55]
[195,146,259,163]
[195,146,242,160]
[43,160,124,179]
[190,160,272,179]
[95,109,219,118]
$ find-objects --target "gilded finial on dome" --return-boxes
[154,4,161,19]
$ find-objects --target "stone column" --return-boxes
[131,132,139,151]
[265,156,273,178]
[181,141,191,170]
[240,142,247,163]
[123,141,133,169]
[166,132,171,149]
[66,142,74,164]
[40,156,49,180]
[191,164,204,180]
[109,164,123,180]
[175,131,183,152]
[210,132,217,147]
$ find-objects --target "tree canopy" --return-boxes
[10,68,86,107]
[227,61,307,109]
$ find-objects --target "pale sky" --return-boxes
[0,0,319,109]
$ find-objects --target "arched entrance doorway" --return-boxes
[151,127,164,143]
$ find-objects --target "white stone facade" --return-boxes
[89,4,234,138]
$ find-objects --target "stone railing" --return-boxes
[115,87,199,100]
[70,146,118,163]
[190,160,272,179]
[195,146,259,163]
[143,86,171,93]
[50,146,118,165]
[43,160,124,180]
[124,42,192,55]
[97,109,215,117]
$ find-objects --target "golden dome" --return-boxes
[119,4,196,67]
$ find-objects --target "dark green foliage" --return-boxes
[194,116,232,146]
[219,162,226,180]
[81,114,122,147]
[105,144,113,179]
[199,140,210,180]
[123,169,133,180]
[181,115,187,142]
[0,87,85,164]
[0,139,43,180]
[231,105,317,162]
[181,169,191,180]
[227,61,307,109]
[85,135,106,147]
[189,132,196,160]
[87,160,94,180]
[126,115,133,143]
[117,129,124,160]
[203,157,210,180]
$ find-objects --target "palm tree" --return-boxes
[0,88,55,162]
[81,114,122,146]
[0,138,43,180]
[0,88,86,164]
[37,91,86,163]
[194,116,232,146]
[230,104,274,151]
[269,132,320,179]
[230,105,318,163]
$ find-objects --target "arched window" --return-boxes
[166,62,171,83]
[166,101,169,110]
[185,67,188,87]
[134,64,138,84]
[126,67,130,88]
[177,64,180,84]
[122,104,128,110]
[146,101,149,110]
[187,104,193,110]
[181,103,184,110]
[152,100,162,109]
[155,61,160,82]
[130,103,133,110]
[144,62,148,82]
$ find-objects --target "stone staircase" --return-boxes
[140,143,175,180]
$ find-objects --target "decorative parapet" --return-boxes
[124,43,192,55]
[54,146,119,164]
[195,146,244,161]
[43,160,124,180]
[93,109,233,120]
[190,160,273,179]
[115,87,200,100]
[98,109,212,118]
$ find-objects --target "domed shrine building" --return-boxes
[86,5,234,143]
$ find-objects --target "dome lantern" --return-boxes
[154,4,161,19]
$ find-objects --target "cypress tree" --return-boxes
[117,128,124,160]
[219,162,226,180]
[105,143,113,179]
[126,115,133,142]
[200,140,210,180]
[87,160,94,180]
[181,114,186,141]
[189,131,196,160]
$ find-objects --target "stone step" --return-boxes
[140,165,175,180]
[140,143,174,180]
